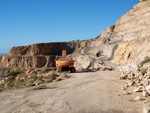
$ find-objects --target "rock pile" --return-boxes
[143,99,150,113]
[120,62,150,112]
[116,63,137,72]
[74,54,114,72]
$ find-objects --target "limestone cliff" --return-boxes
[1,41,81,69]
[114,1,150,40]
[112,1,150,64]
[9,42,81,56]
[112,37,150,65]
[0,55,55,69]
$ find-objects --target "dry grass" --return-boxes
[141,56,150,66]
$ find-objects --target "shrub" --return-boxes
[6,71,20,77]
[7,80,15,88]
[141,56,150,66]
[48,72,57,81]
[0,85,4,92]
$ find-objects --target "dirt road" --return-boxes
[0,71,143,113]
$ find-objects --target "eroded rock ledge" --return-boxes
[9,42,81,56]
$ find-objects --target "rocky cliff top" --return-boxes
[9,41,81,56]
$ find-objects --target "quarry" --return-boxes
[1,1,150,113]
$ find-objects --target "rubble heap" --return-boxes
[120,62,150,113]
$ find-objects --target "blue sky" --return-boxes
[0,0,139,53]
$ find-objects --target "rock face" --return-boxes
[0,55,55,69]
[1,1,150,69]
[112,37,150,64]
[9,42,81,56]
[112,1,150,64]
[114,1,150,41]
[0,42,81,69]
[77,0,150,66]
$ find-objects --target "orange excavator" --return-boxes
[55,50,76,73]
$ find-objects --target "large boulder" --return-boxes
[73,54,113,71]
[74,55,94,70]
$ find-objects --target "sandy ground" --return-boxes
[0,71,143,113]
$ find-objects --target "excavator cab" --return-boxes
[55,50,76,73]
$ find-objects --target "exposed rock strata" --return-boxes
[112,0,150,65]
[114,1,150,41]
[0,55,55,69]
[9,42,81,56]
[112,37,150,65]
